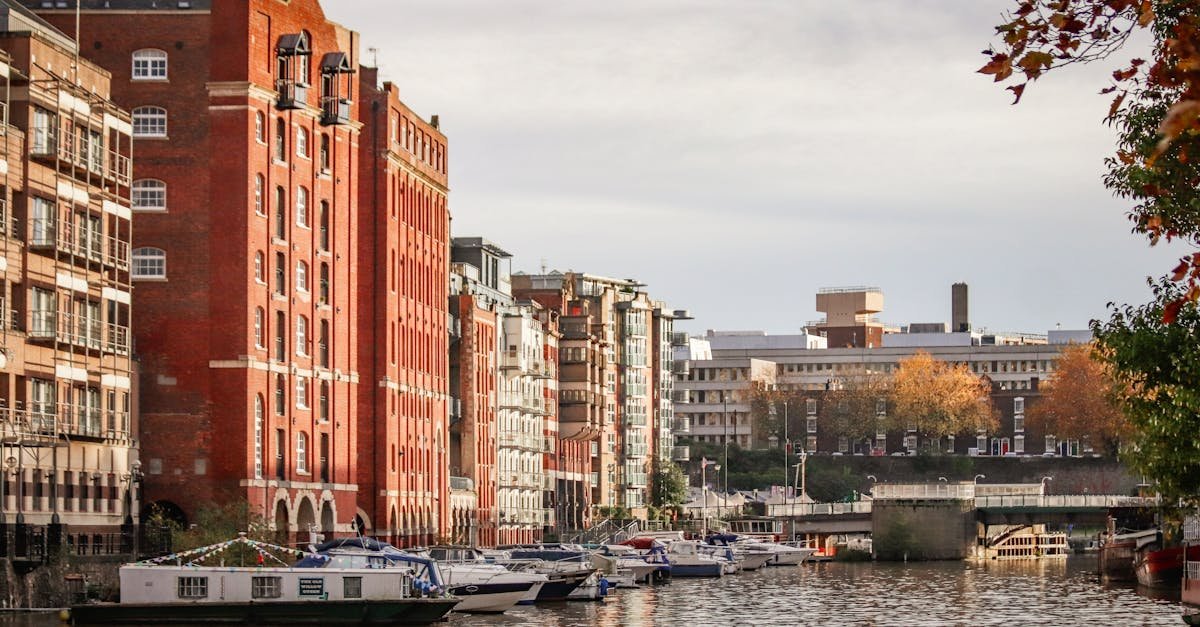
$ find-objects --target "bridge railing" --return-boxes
[766,501,873,517]
[974,495,1159,509]
[872,483,976,500]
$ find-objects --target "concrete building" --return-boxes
[0,4,137,558]
[673,358,776,448]
[809,286,884,349]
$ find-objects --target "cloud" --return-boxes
[326,1,1177,334]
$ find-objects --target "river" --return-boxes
[0,556,1183,626]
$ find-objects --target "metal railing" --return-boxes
[872,483,976,500]
[449,476,474,492]
[672,417,691,433]
[671,445,690,462]
[766,501,873,517]
[974,494,1160,509]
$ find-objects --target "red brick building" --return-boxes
[28,0,452,544]
[357,68,450,547]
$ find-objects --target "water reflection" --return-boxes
[0,557,1183,627]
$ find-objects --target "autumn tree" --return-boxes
[825,368,893,447]
[889,352,998,447]
[981,1,1200,318]
[1026,342,1131,454]
[1094,278,1200,505]
[748,382,812,447]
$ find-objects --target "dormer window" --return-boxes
[319,52,354,126]
[275,33,311,110]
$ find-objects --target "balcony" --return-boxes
[276,80,309,110]
[29,126,56,158]
[624,413,648,427]
[448,313,461,340]
[448,397,462,423]
[625,443,649,459]
[672,445,690,462]
[560,389,600,405]
[672,361,690,376]
[672,417,691,434]
[626,472,648,488]
[449,476,474,492]
[671,388,690,403]
[671,331,689,347]
[320,97,352,126]
[497,432,543,452]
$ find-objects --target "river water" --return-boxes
[0,556,1183,626]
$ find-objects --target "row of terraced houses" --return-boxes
[0,0,1091,561]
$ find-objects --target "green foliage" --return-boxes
[874,516,916,562]
[1094,278,1200,506]
[650,458,689,509]
[151,500,275,565]
[595,505,631,520]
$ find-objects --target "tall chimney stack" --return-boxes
[952,283,970,333]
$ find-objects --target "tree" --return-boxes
[890,352,998,444]
[748,382,812,447]
[825,367,893,447]
[650,458,689,510]
[1094,278,1200,505]
[1026,342,1131,454]
[981,1,1200,318]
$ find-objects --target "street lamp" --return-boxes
[722,391,729,503]
[974,474,986,484]
[1041,476,1053,492]
[700,458,717,536]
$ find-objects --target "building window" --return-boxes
[875,399,887,416]
[806,435,817,452]
[295,186,309,227]
[319,320,329,367]
[132,106,167,137]
[296,261,308,292]
[132,247,166,279]
[296,432,308,474]
[132,179,167,211]
[253,395,264,479]
[343,577,361,599]
[275,310,286,361]
[1014,434,1025,454]
[31,107,56,155]
[296,377,308,409]
[1045,435,1057,455]
[274,186,286,239]
[319,134,330,171]
[904,434,917,450]
[254,174,265,216]
[274,118,286,160]
[319,381,329,421]
[319,263,330,305]
[296,127,309,158]
[806,398,817,415]
[132,49,168,80]
[251,576,281,599]
[838,437,848,453]
[274,253,286,295]
[1014,397,1025,414]
[806,417,817,434]
[275,375,286,416]
[254,307,264,348]
[1013,414,1024,433]
[977,433,988,454]
[319,202,329,251]
[255,111,265,143]
[254,251,264,282]
[30,196,56,246]
[177,576,208,600]
[296,315,308,355]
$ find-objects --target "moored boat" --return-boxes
[69,535,457,625]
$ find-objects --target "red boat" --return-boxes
[1134,544,1200,588]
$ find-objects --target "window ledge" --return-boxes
[133,276,168,282]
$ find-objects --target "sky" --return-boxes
[325,1,1186,336]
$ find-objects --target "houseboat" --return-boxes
[69,536,457,625]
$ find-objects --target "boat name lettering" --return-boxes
[298,577,324,597]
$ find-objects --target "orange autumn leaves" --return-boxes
[890,352,998,438]
[1026,343,1131,447]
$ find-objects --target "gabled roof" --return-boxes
[319,51,353,74]
[276,32,310,56]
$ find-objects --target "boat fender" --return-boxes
[598,577,610,597]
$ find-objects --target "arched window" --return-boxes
[296,432,308,473]
[274,310,286,361]
[296,377,308,409]
[254,307,264,348]
[254,174,264,215]
[319,201,329,251]
[319,133,330,172]
[131,49,167,80]
[132,247,166,279]
[132,106,167,137]
[254,251,264,282]
[274,117,286,160]
[274,252,286,295]
[275,374,286,415]
[296,126,309,158]
[295,315,308,356]
[296,260,308,292]
[255,111,266,143]
[274,186,286,239]
[253,394,264,479]
[295,186,309,227]
[132,179,166,211]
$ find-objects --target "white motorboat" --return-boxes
[405,545,545,613]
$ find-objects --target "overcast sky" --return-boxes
[326,1,1184,336]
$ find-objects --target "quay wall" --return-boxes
[0,558,122,609]
[872,499,975,561]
